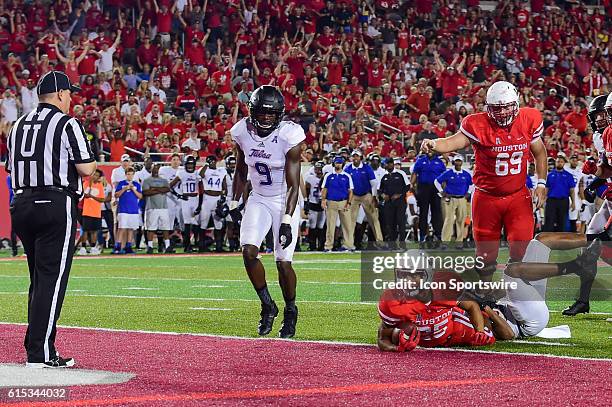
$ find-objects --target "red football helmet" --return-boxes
[486,81,520,127]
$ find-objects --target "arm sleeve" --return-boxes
[64,118,95,163]
[459,115,480,143]
[434,179,444,193]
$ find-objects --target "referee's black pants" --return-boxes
[416,183,443,241]
[383,197,407,242]
[10,189,77,363]
[544,197,569,232]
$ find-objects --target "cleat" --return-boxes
[77,247,88,256]
[164,247,176,254]
[562,300,590,316]
[124,247,135,254]
[146,247,154,255]
[279,306,298,338]
[258,301,278,336]
[27,356,75,369]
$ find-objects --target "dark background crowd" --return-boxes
[0,0,609,165]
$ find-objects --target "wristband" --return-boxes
[229,200,239,211]
[282,214,292,224]
[537,179,546,188]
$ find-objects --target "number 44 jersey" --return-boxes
[460,107,543,196]
[230,118,305,197]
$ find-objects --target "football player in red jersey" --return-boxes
[376,260,499,352]
[377,237,601,352]
[421,81,548,278]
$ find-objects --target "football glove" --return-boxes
[584,178,606,203]
[229,207,242,224]
[582,159,597,175]
[397,327,420,352]
[279,222,292,249]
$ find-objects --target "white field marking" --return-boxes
[190,307,232,311]
[192,285,227,288]
[509,340,573,347]
[549,310,612,316]
[122,287,160,291]
[0,274,362,285]
[293,259,361,264]
[67,290,88,292]
[0,322,609,362]
[0,292,373,305]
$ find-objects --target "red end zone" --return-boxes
[0,324,610,406]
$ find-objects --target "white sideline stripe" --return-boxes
[0,275,363,285]
[192,285,227,288]
[293,259,361,264]
[0,292,373,305]
[122,287,159,291]
[44,196,72,362]
[0,322,609,362]
[509,340,573,347]
[190,307,232,311]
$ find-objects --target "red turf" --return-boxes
[0,324,610,406]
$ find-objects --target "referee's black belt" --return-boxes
[15,186,78,200]
[448,195,466,199]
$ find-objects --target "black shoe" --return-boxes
[146,247,154,255]
[258,301,279,336]
[562,300,590,316]
[279,306,298,338]
[574,239,601,278]
[184,246,194,253]
[26,356,75,369]
[164,247,175,254]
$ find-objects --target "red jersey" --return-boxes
[602,126,612,161]
[378,290,494,347]
[460,108,543,196]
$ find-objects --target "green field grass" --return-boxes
[0,251,610,359]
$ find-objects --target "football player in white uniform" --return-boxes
[230,85,304,338]
[169,155,203,252]
[158,153,184,233]
[304,161,325,251]
[198,155,228,252]
[224,155,240,251]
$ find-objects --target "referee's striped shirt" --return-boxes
[5,103,94,196]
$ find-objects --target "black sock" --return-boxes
[577,263,596,303]
[256,285,273,307]
[284,297,296,310]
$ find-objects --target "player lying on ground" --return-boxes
[377,236,601,352]
[230,85,305,338]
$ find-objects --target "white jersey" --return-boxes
[159,165,181,200]
[322,163,334,176]
[176,169,202,194]
[305,174,323,204]
[202,167,227,193]
[230,118,305,197]
[372,166,386,189]
[134,168,152,185]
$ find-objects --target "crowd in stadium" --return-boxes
[0,0,610,254]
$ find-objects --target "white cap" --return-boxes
[121,154,131,162]
[453,154,464,162]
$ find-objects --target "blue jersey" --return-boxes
[116,180,142,214]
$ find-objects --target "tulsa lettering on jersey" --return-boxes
[248,149,272,159]
[490,143,528,153]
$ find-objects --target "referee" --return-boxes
[6,71,96,368]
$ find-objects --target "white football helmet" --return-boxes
[605,91,612,126]
[486,81,520,127]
